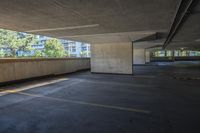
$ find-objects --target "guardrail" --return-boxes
[0,58,90,83]
[150,56,200,62]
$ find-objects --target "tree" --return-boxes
[33,50,44,57]
[0,31,4,57]
[0,30,21,57]
[0,49,5,57]
[18,33,37,56]
[65,51,70,57]
[81,51,90,57]
[0,29,37,57]
[44,38,66,58]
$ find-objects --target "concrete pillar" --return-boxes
[133,48,146,65]
[145,50,150,63]
[91,42,133,74]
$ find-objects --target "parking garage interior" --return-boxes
[0,0,200,133]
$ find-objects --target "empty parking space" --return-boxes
[0,66,200,133]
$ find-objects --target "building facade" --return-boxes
[33,35,91,58]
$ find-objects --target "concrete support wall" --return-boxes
[91,42,133,74]
[133,48,145,65]
[0,58,90,83]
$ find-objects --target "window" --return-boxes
[72,46,76,52]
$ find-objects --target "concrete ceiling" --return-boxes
[0,0,198,49]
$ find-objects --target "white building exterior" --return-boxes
[33,35,91,58]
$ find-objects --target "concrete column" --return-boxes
[133,48,146,65]
[91,42,133,74]
[145,50,150,63]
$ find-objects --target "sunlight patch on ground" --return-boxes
[0,78,69,96]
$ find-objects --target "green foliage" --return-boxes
[44,38,66,58]
[0,30,20,57]
[197,52,200,56]
[33,50,44,57]
[0,29,75,58]
[0,29,36,57]
[81,51,90,57]
[19,34,36,53]
[0,49,5,57]
[65,51,69,57]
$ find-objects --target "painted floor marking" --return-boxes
[0,78,68,96]
[17,92,151,114]
[0,78,150,114]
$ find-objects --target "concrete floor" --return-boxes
[0,65,200,133]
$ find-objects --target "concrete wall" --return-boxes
[0,58,90,83]
[133,48,145,65]
[91,42,133,74]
